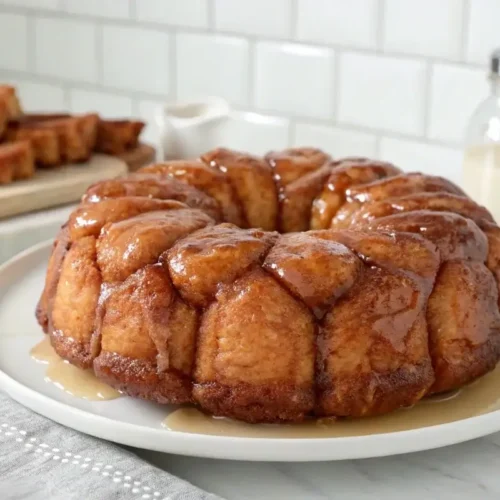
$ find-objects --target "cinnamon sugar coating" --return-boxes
[37,147,500,423]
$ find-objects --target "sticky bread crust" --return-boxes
[0,85,22,120]
[94,352,192,404]
[36,147,500,423]
[193,381,314,423]
[95,119,145,155]
[6,122,61,167]
[6,113,100,168]
[0,140,35,183]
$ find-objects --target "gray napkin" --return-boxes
[0,392,224,500]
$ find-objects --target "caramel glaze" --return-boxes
[163,366,500,437]
[31,337,120,401]
[35,147,500,424]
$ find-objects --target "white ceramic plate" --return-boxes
[2,241,500,462]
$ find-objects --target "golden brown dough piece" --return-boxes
[50,203,213,373]
[140,161,245,226]
[168,224,277,307]
[332,175,468,229]
[36,226,70,333]
[67,197,191,241]
[28,117,90,163]
[263,232,361,318]
[202,148,278,230]
[193,267,315,423]
[0,85,22,120]
[427,261,500,393]
[332,173,466,228]
[14,113,70,123]
[96,208,214,282]
[83,173,221,221]
[0,99,7,139]
[366,211,488,262]
[79,113,99,152]
[365,211,500,393]
[95,119,144,155]
[6,123,60,167]
[266,147,331,187]
[310,158,401,230]
[0,140,35,182]
[481,221,500,305]
[0,144,15,184]
[312,230,439,416]
[348,192,494,229]
[50,235,101,367]
[279,165,332,232]
[94,263,197,404]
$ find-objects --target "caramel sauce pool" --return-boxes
[164,366,500,438]
[30,337,120,401]
[29,338,500,436]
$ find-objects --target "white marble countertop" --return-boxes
[134,434,500,499]
[4,205,500,500]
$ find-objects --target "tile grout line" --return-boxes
[247,39,256,108]
[290,0,299,39]
[95,22,104,85]
[460,0,470,63]
[331,49,341,124]
[374,135,382,159]
[62,82,71,110]
[288,119,295,147]
[0,3,487,71]
[128,0,137,20]
[207,0,215,31]
[375,0,386,53]
[0,65,464,152]
[422,61,434,140]
[169,28,177,102]
[25,14,36,73]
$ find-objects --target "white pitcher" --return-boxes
[155,97,230,161]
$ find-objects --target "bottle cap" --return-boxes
[491,48,500,76]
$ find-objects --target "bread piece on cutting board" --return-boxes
[0,154,128,219]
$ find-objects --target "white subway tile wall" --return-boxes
[176,33,249,105]
[69,89,134,118]
[338,52,426,135]
[255,42,334,119]
[222,111,290,154]
[137,98,164,146]
[135,0,208,28]
[428,64,488,144]
[0,0,58,10]
[102,25,170,94]
[0,0,496,182]
[0,13,28,71]
[34,17,98,83]
[383,0,464,60]
[379,137,464,185]
[466,0,500,64]
[297,0,378,49]
[11,79,65,111]
[63,0,131,19]
[293,123,378,158]
[215,0,291,38]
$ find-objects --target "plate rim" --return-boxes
[1,241,500,462]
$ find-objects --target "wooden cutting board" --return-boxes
[119,143,156,171]
[0,154,128,219]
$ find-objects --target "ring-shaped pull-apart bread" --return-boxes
[36,147,500,423]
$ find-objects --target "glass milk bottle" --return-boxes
[463,49,500,222]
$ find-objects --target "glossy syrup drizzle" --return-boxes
[163,364,500,438]
[30,337,120,401]
[29,337,500,435]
